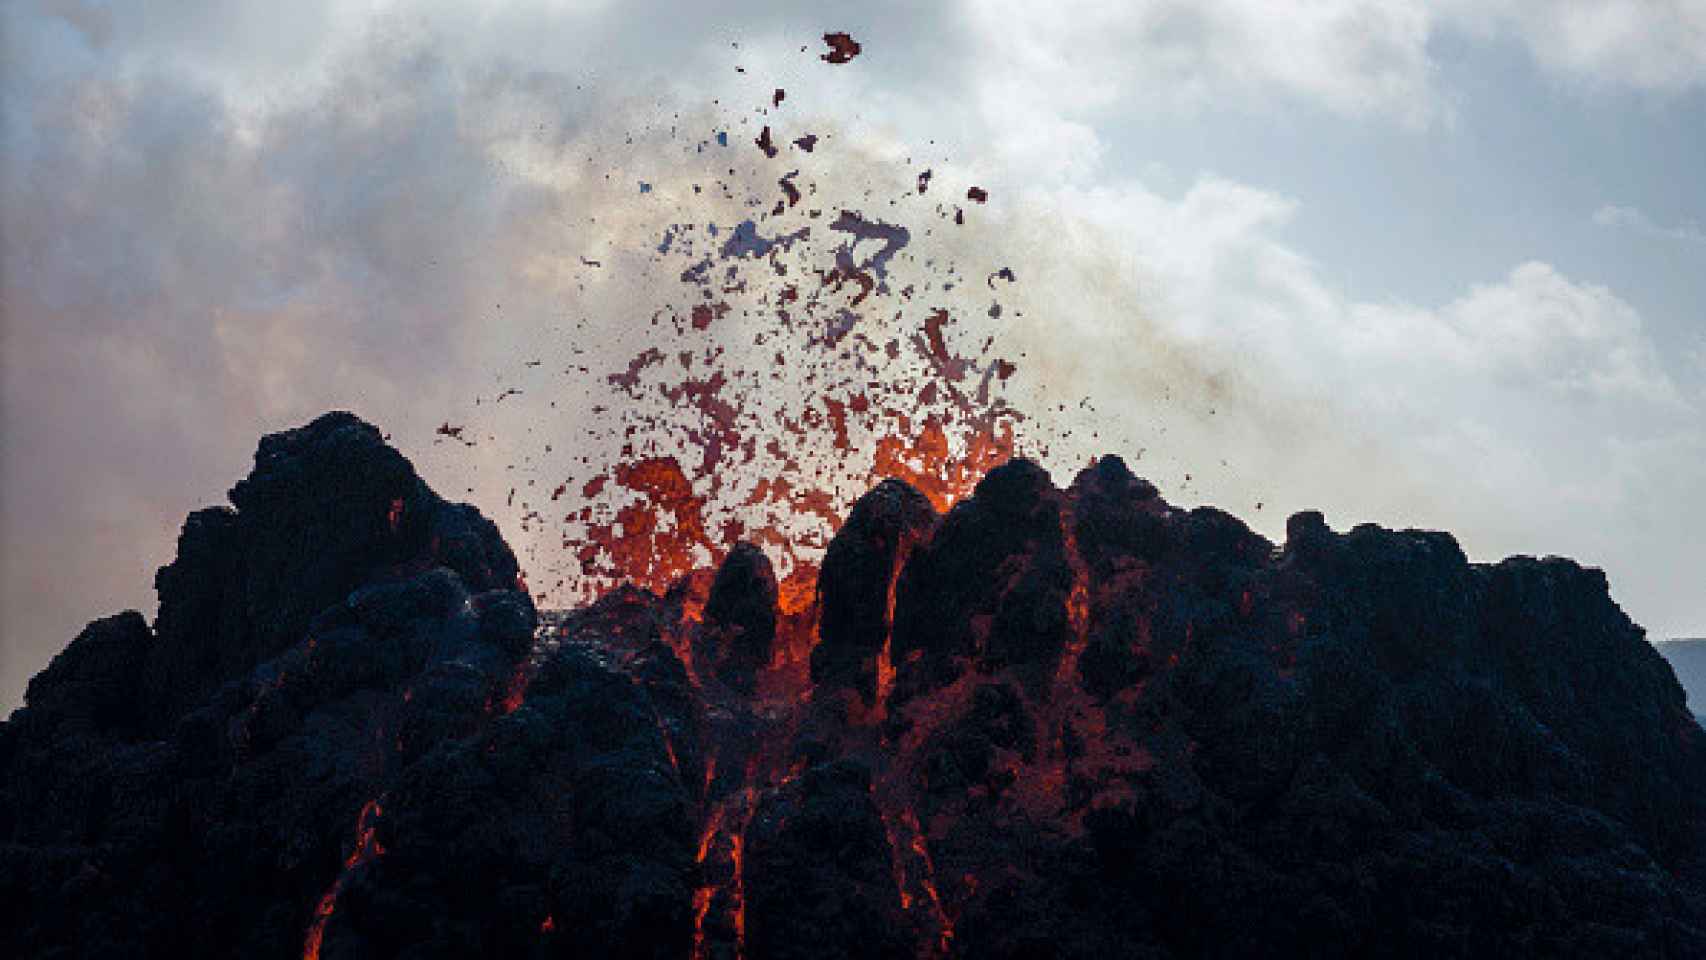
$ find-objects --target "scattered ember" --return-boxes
[755,125,778,159]
[820,32,862,64]
[485,56,1050,608]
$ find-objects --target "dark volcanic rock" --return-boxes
[810,478,937,705]
[21,611,154,732]
[700,542,780,695]
[6,427,1706,960]
[142,411,520,731]
[744,761,911,960]
[0,413,561,958]
[890,459,1076,699]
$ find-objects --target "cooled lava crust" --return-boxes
[4,412,1704,958]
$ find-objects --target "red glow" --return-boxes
[492,663,531,716]
[690,802,725,960]
[1056,502,1092,689]
[872,416,1016,514]
[901,809,953,953]
[757,562,821,704]
[578,456,717,597]
[731,829,748,949]
[690,791,758,960]
[870,527,925,722]
[302,798,385,960]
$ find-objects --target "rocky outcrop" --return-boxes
[699,542,780,696]
[4,419,1703,959]
[0,412,545,957]
[141,411,520,731]
[810,478,936,705]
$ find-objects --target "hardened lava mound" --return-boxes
[4,412,1705,959]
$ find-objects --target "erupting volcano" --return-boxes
[6,28,1706,960]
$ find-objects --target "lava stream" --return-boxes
[302,796,386,960]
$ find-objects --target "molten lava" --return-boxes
[302,798,386,960]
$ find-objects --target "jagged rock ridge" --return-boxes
[3,414,1704,959]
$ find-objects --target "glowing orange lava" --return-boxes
[302,797,386,960]
[901,809,954,954]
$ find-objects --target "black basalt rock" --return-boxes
[140,411,522,732]
[1,413,540,959]
[812,478,937,704]
[700,542,780,695]
[6,425,1706,960]
[20,611,154,734]
[889,458,1075,699]
[743,761,912,960]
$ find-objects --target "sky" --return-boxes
[3,0,1704,712]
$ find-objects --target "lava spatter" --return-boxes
[493,58,1044,613]
[821,32,862,64]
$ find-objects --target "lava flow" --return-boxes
[302,797,386,960]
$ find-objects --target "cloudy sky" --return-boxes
[4,0,1704,711]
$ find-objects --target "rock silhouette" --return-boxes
[4,415,1704,958]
